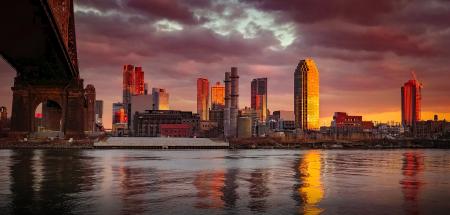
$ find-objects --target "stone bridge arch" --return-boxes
[10,78,87,138]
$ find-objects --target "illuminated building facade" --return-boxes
[401,77,422,127]
[294,58,320,131]
[211,81,225,110]
[112,102,127,136]
[197,78,209,120]
[152,88,169,110]
[251,78,268,122]
[122,65,145,105]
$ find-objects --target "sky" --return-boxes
[1,0,450,129]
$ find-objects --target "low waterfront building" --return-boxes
[133,110,199,137]
[160,124,192,137]
[415,120,450,139]
[331,112,374,139]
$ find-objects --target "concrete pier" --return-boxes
[94,137,229,149]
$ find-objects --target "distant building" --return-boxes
[123,65,146,126]
[95,100,103,125]
[112,102,127,136]
[273,111,295,121]
[129,94,153,133]
[112,102,127,124]
[197,78,209,120]
[401,74,422,127]
[152,88,169,110]
[211,81,225,110]
[133,110,199,137]
[331,112,374,139]
[210,108,224,135]
[199,120,219,138]
[415,120,450,139]
[160,124,192,137]
[251,78,268,122]
[294,58,320,131]
[237,117,252,138]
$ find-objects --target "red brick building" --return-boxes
[160,124,192,137]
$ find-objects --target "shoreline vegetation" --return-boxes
[0,136,449,149]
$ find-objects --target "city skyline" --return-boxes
[1,0,450,129]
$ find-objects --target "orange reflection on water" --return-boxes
[299,150,324,215]
[400,152,424,215]
[193,171,225,209]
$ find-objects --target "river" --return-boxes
[0,149,449,214]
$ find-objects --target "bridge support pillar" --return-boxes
[9,78,87,139]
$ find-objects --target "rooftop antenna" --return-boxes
[411,70,423,88]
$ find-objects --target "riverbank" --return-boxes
[1,137,450,149]
[229,137,450,149]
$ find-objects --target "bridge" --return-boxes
[0,0,95,138]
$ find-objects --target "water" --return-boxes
[0,149,449,215]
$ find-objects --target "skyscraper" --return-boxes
[294,58,320,131]
[401,73,422,127]
[197,78,209,120]
[211,81,225,110]
[122,65,146,127]
[152,88,169,110]
[251,78,268,122]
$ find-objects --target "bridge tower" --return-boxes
[1,0,93,138]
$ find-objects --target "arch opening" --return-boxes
[34,100,63,137]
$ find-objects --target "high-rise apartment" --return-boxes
[152,88,169,110]
[401,73,422,127]
[211,81,225,110]
[197,78,209,120]
[294,58,320,131]
[251,78,268,122]
[122,65,146,127]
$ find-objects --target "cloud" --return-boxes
[0,0,449,129]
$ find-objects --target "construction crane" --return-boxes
[411,71,423,88]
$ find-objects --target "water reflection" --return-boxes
[193,171,225,209]
[221,168,239,209]
[400,152,424,215]
[294,151,324,215]
[247,169,271,212]
[9,150,97,214]
[9,150,36,214]
[117,163,159,214]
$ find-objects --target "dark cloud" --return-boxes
[1,0,449,127]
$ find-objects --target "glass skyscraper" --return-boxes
[197,78,209,120]
[294,58,320,131]
[401,77,422,127]
[251,78,268,122]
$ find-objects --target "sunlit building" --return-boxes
[152,88,169,110]
[122,65,145,105]
[251,78,268,122]
[197,78,209,120]
[112,102,127,136]
[294,58,320,131]
[211,81,225,110]
[401,74,422,127]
